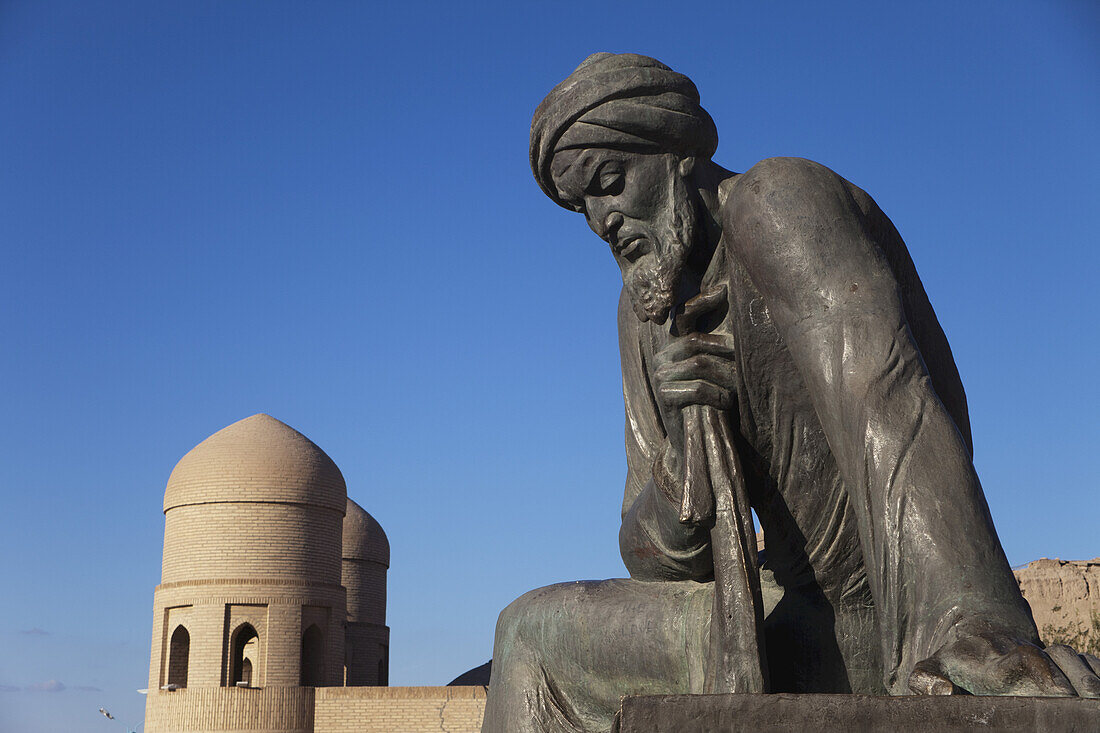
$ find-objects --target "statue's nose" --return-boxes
[602,212,624,240]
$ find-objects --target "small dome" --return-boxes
[164,414,346,513]
[343,498,389,566]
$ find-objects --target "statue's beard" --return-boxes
[627,177,697,325]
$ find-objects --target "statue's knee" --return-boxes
[493,599,523,649]
[495,587,543,646]
[494,583,576,652]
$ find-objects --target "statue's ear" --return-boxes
[677,156,696,178]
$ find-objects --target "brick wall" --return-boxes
[144,686,315,732]
[313,686,487,733]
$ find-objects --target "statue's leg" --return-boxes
[482,578,713,733]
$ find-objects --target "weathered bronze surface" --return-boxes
[616,694,1100,732]
[482,53,1100,732]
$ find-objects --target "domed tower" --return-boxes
[342,498,390,685]
[145,414,347,733]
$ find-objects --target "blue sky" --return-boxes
[0,1,1096,730]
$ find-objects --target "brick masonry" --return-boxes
[144,687,315,733]
[342,498,390,686]
[314,687,487,733]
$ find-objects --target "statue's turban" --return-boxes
[530,52,718,209]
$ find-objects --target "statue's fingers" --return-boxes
[680,284,728,317]
[659,380,733,410]
[908,659,962,695]
[674,284,729,332]
[657,333,736,364]
[1083,653,1100,678]
[656,354,737,387]
[1045,645,1100,698]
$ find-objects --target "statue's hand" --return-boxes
[653,331,738,466]
[909,630,1100,698]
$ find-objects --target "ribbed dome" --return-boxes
[164,414,347,513]
[343,498,389,566]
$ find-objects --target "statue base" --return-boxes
[614,693,1100,732]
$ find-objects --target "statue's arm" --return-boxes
[725,157,1035,690]
[616,289,713,581]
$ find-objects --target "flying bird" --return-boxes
[99,707,114,719]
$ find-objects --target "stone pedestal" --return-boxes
[614,693,1100,732]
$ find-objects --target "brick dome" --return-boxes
[343,498,389,567]
[164,413,346,514]
[148,412,350,712]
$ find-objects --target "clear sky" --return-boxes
[0,1,1096,730]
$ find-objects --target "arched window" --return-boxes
[230,624,258,687]
[378,644,388,686]
[300,624,324,686]
[167,625,189,688]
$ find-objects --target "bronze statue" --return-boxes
[482,53,1099,732]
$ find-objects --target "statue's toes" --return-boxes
[1045,645,1100,698]
[986,642,1076,697]
[916,633,1080,696]
[908,658,961,695]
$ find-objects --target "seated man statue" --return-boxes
[482,53,1099,732]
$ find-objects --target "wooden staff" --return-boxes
[674,285,768,694]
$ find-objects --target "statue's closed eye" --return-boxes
[588,161,624,196]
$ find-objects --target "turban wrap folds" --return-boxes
[530,53,719,209]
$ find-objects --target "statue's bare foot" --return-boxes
[909,630,1100,697]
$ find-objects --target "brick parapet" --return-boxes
[145,686,315,732]
[313,687,486,733]
[145,686,487,733]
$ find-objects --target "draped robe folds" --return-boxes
[482,157,1039,733]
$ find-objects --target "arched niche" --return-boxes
[300,624,324,686]
[378,644,388,686]
[167,625,189,688]
[230,623,259,687]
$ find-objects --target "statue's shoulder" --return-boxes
[722,156,845,216]
[721,156,862,251]
[719,157,887,307]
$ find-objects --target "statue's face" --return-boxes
[550,148,697,324]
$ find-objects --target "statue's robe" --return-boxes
[483,158,1038,733]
